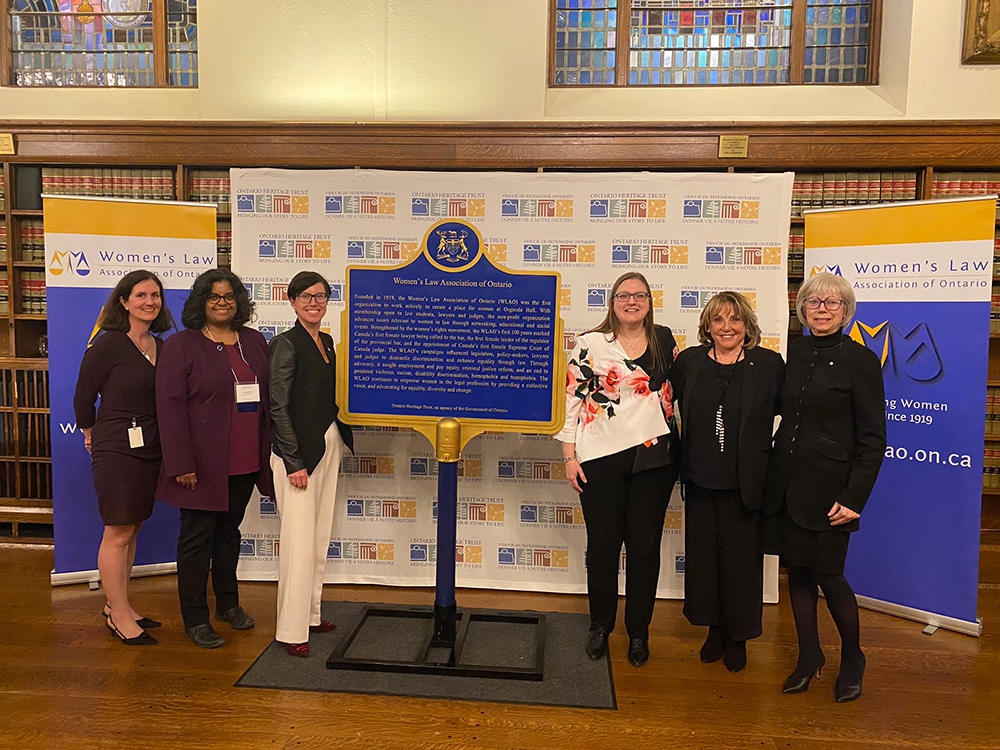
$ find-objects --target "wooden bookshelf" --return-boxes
[4,119,1000,540]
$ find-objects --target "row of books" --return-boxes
[18,271,46,315]
[788,231,804,274]
[190,170,232,215]
[986,387,1000,436]
[41,167,174,200]
[931,172,1000,197]
[17,221,45,263]
[790,172,918,217]
[0,220,6,263]
[0,174,5,211]
[0,271,9,316]
[217,224,232,267]
[984,448,1000,489]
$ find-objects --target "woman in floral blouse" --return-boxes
[556,272,679,668]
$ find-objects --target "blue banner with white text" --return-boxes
[806,198,994,631]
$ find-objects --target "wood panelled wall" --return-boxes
[3,120,1000,170]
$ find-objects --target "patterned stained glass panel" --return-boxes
[629,1,793,85]
[167,0,197,86]
[554,0,618,85]
[802,0,871,84]
[9,0,197,87]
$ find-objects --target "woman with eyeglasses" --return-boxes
[764,272,886,702]
[156,269,273,649]
[268,271,354,658]
[671,291,784,673]
[556,271,679,668]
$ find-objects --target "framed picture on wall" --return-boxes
[963,0,1000,64]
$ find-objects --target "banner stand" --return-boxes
[51,562,178,588]
[855,595,982,638]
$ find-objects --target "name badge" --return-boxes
[128,425,144,449]
[235,382,260,413]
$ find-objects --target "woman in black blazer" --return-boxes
[269,271,355,658]
[673,291,784,672]
[765,272,886,703]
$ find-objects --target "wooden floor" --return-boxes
[2,545,999,750]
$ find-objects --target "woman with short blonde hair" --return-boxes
[765,272,886,702]
[795,273,856,331]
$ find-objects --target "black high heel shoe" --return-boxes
[106,614,157,646]
[103,604,161,630]
[834,653,866,703]
[782,656,825,694]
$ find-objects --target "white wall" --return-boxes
[1,0,998,122]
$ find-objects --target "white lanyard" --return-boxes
[204,328,260,409]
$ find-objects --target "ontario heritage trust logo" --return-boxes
[590,193,667,222]
[522,240,596,267]
[411,193,486,221]
[236,189,309,218]
[501,195,574,222]
[612,239,689,268]
[325,193,396,219]
[682,195,761,223]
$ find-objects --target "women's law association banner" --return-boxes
[805,197,994,635]
[231,169,793,600]
[45,196,217,584]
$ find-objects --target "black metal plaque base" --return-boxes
[326,604,545,681]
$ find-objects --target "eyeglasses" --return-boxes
[804,297,844,311]
[295,293,330,304]
[613,292,650,302]
[207,293,236,304]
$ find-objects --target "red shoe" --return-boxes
[309,620,337,633]
[283,642,309,658]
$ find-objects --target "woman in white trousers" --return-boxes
[268,271,355,658]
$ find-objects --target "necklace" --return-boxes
[127,332,152,361]
[618,331,647,359]
[711,345,744,453]
[203,326,238,350]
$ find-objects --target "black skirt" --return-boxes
[91,450,160,526]
[764,505,851,576]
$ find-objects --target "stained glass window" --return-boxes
[803,0,871,84]
[7,0,198,87]
[554,0,618,86]
[552,0,879,87]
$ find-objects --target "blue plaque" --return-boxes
[338,219,564,441]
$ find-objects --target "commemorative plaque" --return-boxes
[339,219,563,444]
[329,219,563,680]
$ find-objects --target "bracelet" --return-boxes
[563,454,579,463]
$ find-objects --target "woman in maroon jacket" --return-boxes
[156,269,273,649]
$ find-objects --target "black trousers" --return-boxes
[682,483,763,641]
[578,447,678,640]
[176,472,258,628]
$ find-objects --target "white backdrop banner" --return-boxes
[232,169,792,600]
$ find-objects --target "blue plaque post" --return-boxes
[432,418,460,645]
[328,219,563,679]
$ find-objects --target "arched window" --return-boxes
[551,0,880,86]
[4,0,197,86]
